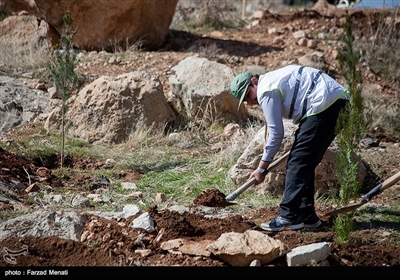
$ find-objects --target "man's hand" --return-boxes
[251,168,266,185]
[250,162,270,185]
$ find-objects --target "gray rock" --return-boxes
[0,210,87,241]
[286,242,331,267]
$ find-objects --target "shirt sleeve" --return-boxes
[260,89,284,162]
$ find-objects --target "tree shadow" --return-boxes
[162,29,283,58]
[354,206,400,231]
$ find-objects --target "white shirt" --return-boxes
[257,65,350,162]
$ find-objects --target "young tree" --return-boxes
[334,11,367,242]
[48,12,80,168]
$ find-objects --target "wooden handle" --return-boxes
[225,151,290,202]
[380,171,400,191]
[362,170,400,202]
[268,151,290,170]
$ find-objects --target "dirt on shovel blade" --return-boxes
[192,188,233,207]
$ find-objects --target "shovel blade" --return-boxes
[211,200,237,207]
[224,199,238,205]
[322,202,364,218]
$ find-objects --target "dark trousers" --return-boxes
[280,99,348,220]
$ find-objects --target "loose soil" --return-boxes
[1,1,400,277]
[192,188,237,207]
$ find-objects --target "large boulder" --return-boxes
[0,13,50,57]
[168,56,248,126]
[207,230,288,266]
[45,71,176,144]
[0,76,55,136]
[0,0,179,51]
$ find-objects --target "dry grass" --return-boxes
[351,7,400,135]
[110,37,145,54]
[0,40,50,74]
[358,7,400,85]
[124,122,169,150]
[171,0,245,32]
[362,89,400,135]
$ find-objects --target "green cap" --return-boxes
[231,72,253,109]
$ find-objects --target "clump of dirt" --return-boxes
[0,147,37,185]
[192,188,233,207]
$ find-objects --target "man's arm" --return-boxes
[251,89,284,184]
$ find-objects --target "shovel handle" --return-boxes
[225,177,257,201]
[225,151,290,202]
[361,170,400,203]
[322,170,400,218]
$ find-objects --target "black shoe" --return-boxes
[261,216,304,232]
[303,214,322,229]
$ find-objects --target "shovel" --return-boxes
[322,170,400,218]
[224,151,290,205]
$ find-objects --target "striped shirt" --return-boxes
[257,65,350,162]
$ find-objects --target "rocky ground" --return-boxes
[1,1,400,277]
